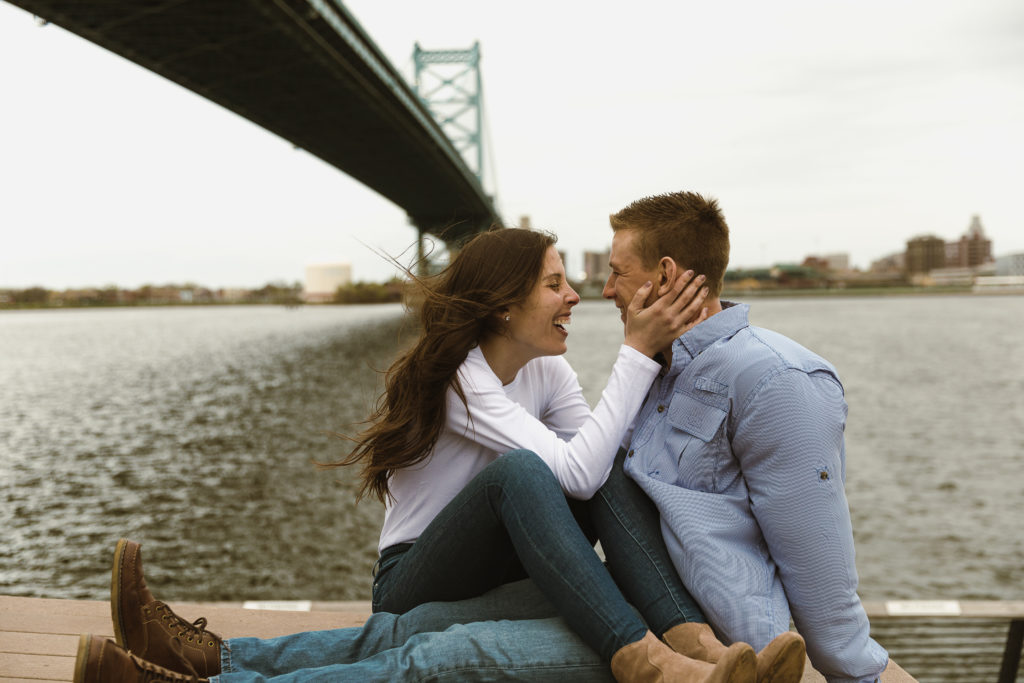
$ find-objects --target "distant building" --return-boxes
[974,275,1024,293]
[304,263,352,303]
[801,253,849,274]
[770,263,828,288]
[905,235,946,274]
[824,253,850,272]
[583,250,610,284]
[219,288,249,303]
[922,267,976,287]
[945,215,993,268]
[870,252,905,273]
[801,256,831,274]
[995,252,1024,277]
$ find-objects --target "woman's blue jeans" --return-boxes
[372,449,646,661]
[591,447,706,633]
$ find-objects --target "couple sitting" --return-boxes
[74,192,889,683]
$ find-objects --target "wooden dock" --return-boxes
[0,594,918,682]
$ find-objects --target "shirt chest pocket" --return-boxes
[666,387,728,492]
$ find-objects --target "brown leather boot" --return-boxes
[754,632,805,683]
[111,538,222,677]
[663,623,805,683]
[610,630,755,683]
[74,634,208,682]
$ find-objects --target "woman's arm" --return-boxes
[447,346,659,499]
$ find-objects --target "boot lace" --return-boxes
[155,603,222,647]
[129,647,204,682]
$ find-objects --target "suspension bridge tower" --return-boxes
[411,41,495,272]
[413,41,487,186]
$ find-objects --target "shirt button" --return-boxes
[627,449,634,458]
[657,405,666,413]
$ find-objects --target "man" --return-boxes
[601,191,888,682]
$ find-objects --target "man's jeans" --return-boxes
[213,579,611,682]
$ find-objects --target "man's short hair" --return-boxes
[609,192,730,297]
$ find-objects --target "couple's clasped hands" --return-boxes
[624,270,709,359]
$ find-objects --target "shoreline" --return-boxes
[4,286,1024,311]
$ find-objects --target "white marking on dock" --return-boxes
[885,600,963,616]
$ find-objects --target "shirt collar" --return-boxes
[668,301,750,372]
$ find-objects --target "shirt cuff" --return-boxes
[617,343,663,375]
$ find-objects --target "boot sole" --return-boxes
[110,538,130,649]
[73,633,90,683]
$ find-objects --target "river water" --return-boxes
[1,297,1022,605]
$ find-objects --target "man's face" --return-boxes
[602,229,661,323]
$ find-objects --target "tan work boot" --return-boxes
[74,634,208,682]
[754,632,806,683]
[663,623,805,683]
[610,630,755,683]
[111,538,222,677]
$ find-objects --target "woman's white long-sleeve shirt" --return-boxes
[378,344,660,552]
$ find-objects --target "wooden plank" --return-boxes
[0,597,112,619]
[800,658,915,683]
[0,652,74,681]
[169,605,372,639]
[0,597,374,621]
[0,596,367,638]
[0,614,112,639]
[0,633,77,658]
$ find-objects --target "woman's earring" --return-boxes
[504,314,510,322]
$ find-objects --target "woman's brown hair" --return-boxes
[332,227,557,502]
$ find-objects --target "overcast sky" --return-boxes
[1,0,1022,289]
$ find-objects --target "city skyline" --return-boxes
[0,210,1004,294]
[0,205,1013,290]
[2,0,1022,289]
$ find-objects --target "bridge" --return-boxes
[5,0,501,248]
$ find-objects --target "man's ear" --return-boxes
[656,257,679,296]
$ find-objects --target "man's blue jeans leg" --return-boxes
[211,580,611,682]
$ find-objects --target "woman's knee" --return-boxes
[486,449,558,488]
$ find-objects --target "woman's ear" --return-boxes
[656,257,679,296]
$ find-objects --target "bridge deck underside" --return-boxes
[8,0,498,245]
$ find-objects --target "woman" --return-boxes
[74,228,760,683]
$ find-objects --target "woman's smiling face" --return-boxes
[506,246,580,359]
